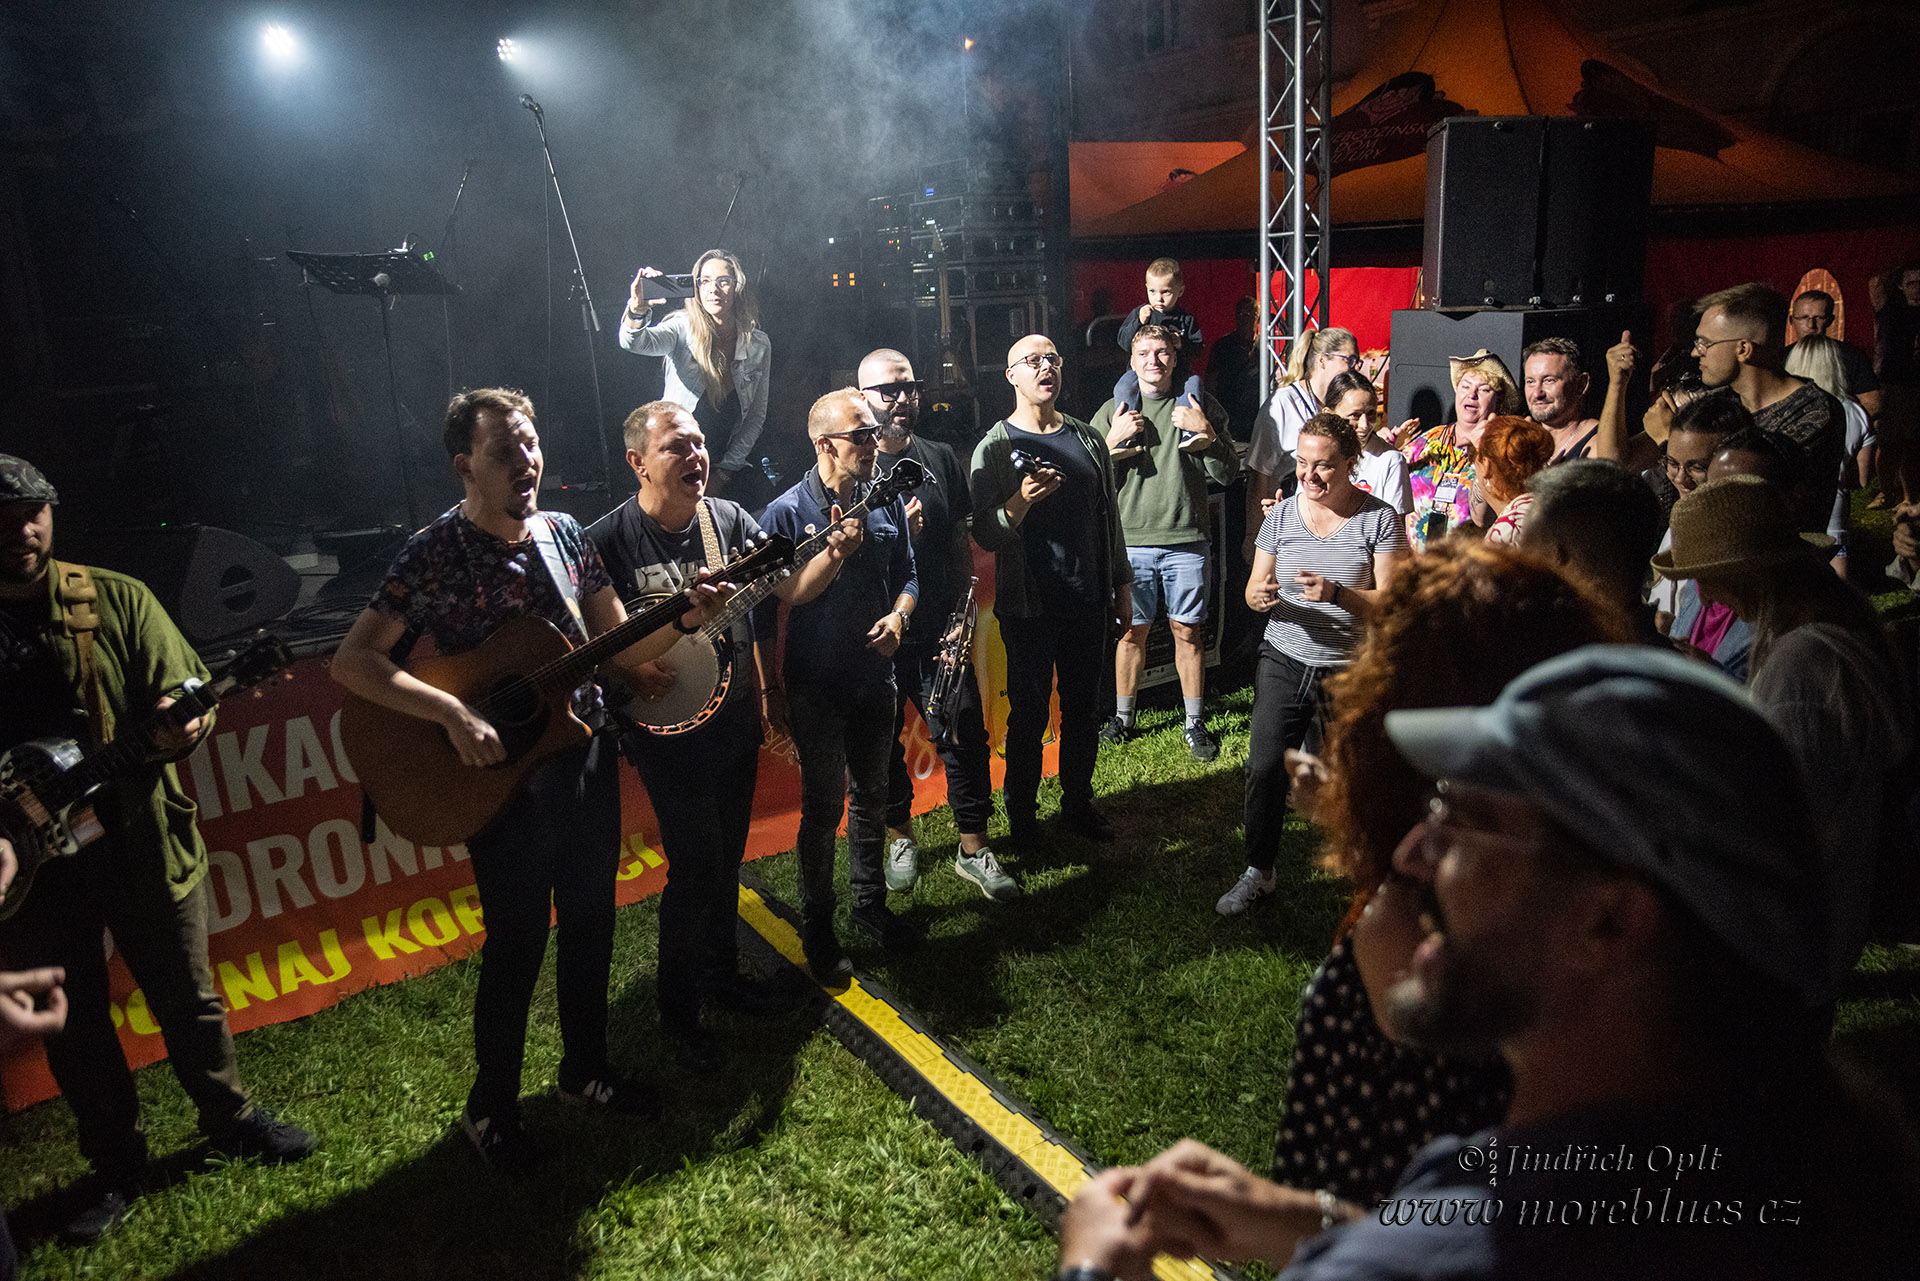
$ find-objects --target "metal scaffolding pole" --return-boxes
[1256,0,1331,398]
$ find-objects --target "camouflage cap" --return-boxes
[0,455,57,505]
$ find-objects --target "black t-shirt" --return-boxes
[1005,423,1103,610]
[587,497,762,709]
[0,593,85,748]
[878,436,972,643]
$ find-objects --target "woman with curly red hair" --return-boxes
[1474,415,1555,546]
[1268,541,1631,1206]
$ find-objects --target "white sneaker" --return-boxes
[1215,866,1275,916]
[885,836,920,892]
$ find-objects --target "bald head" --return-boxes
[808,387,871,440]
[858,348,912,389]
[1004,334,1062,411]
[859,348,919,443]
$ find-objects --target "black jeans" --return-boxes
[787,679,895,919]
[888,638,994,836]
[999,607,1108,819]
[0,832,251,1178]
[1244,642,1333,873]
[463,734,621,1116]
[622,694,760,1031]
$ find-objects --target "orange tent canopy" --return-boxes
[1077,0,1916,239]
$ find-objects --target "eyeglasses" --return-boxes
[1422,785,1547,853]
[1690,335,1742,356]
[1661,454,1712,481]
[1324,352,1357,367]
[1008,353,1064,372]
[819,427,880,446]
[698,276,739,291]
[862,381,923,402]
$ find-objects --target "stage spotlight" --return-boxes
[497,37,516,62]
[962,37,975,51]
[262,23,300,62]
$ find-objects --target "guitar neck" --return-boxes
[701,488,885,638]
[533,592,689,696]
[40,685,216,812]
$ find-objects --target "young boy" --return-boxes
[1113,258,1205,456]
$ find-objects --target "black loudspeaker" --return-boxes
[1423,116,1655,310]
[1385,304,1653,435]
[60,525,300,645]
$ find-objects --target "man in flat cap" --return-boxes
[0,455,313,1245]
[1056,646,1919,1281]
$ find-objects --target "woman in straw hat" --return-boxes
[1656,474,1911,987]
[1401,349,1521,551]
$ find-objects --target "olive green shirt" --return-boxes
[33,564,215,901]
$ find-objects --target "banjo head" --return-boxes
[612,631,728,733]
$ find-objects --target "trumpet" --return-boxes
[926,576,978,743]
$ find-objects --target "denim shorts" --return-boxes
[1127,541,1210,625]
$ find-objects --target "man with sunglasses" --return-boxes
[1693,283,1843,535]
[756,389,920,975]
[972,335,1130,845]
[859,350,1017,903]
[1055,647,1916,1281]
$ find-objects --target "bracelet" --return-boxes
[671,614,699,635]
[1316,1187,1339,1232]
[1331,582,1343,606]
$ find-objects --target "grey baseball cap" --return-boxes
[0,454,58,505]
[1385,645,1827,1006]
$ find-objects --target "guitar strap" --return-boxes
[694,499,724,575]
[54,561,110,746]
[529,514,587,635]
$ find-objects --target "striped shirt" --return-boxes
[1256,492,1407,665]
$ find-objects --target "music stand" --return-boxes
[287,248,460,529]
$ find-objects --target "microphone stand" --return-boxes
[437,159,474,404]
[521,97,613,494]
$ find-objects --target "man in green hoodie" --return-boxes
[1092,325,1240,761]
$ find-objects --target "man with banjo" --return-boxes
[587,400,853,1071]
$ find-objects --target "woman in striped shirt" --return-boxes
[1219,414,1411,915]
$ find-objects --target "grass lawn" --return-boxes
[6,494,1918,1278]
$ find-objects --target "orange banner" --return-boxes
[2,546,1052,1112]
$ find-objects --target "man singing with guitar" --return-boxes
[0,455,314,1244]
[755,389,920,980]
[330,390,725,1177]
[587,401,842,1072]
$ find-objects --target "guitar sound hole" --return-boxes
[484,676,546,752]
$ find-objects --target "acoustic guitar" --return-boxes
[614,457,928,735]
[0,634,293,921]
[339,535,794,845]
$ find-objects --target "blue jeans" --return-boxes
[788,680,896,918]
[1127,541,1211,625]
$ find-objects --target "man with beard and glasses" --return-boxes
[858,350,1017,904]
[1055,647,1919,1281]
[0,455,314,1244]
[756,388,920,976]
[332,390,724,1177]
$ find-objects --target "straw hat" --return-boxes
[1447,348,1516,390]
[1650,474,1835,581]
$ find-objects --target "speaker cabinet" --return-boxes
[59,525,300,645]
[1423,116,1655,310]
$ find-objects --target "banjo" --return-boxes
[616,456,929,735]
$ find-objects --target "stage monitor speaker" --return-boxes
[59,525,300,646]
[1423,116,1655,310]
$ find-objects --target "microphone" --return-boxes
[519,94,542,115]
